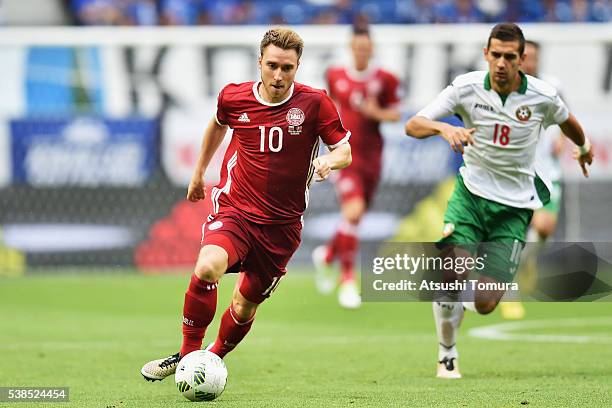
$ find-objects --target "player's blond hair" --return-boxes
[260,28,304,60]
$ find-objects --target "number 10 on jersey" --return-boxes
[260,126,283,152]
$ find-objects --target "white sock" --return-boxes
[462,301,477,313]
[433,301,463,361]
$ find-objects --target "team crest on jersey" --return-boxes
[287,107,305,135]
[335,79,349,93]
[366,79,382,96]
[287,108,305,126]
[516,105,532,121]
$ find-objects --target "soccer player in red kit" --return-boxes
[141,27,351,381]
[312,26,400,309]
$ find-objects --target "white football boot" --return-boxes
[436,356,461,379]
[312,245,337,295]
[141,352,181,382]
[338,280,361,309]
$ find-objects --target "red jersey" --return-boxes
[326,66,399,175]
[212,81,350,224]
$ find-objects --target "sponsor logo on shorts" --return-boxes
[208,221,223,230]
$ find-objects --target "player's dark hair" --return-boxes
[525,40,540,51]
[260,27,304,60]
[353,26,370,37]
[487,23,525,55]
[352,17,370,37]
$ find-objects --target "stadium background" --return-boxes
[1,0,611,274]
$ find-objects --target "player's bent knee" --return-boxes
[532,212,557,239]
[341,199,366,224]
[344,209,363,224]
[537,220,556,239]
[194,260,222,282]
[474,298,498,315]
[194,249,228,282]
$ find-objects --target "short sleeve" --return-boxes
[416,84,459,120]
[317,93,350,148]
[215,86,229,126]
[543,92,569,128]
[325,68,335,99]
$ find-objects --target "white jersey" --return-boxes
[534,74,563,184]
[417,70,569,209]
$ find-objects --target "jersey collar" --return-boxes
[252,81,295,107]
[345,65,376,81]
[484,71,528,94]
[518,71,528,94]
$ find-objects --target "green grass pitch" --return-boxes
[1,271,611,407]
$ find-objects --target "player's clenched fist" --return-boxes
[312,157,331,182]
[187,177,206,201]
[572,141,594,178]
[439,123,475,154]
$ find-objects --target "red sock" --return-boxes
[335,221,358,282]
[339,233,358,282]
[209,305,255,359]
[180,274,218,357]
[325,233,339,264]
[326,220,359,265]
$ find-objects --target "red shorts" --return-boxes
[201,208,302,304]
[335,168,380,208]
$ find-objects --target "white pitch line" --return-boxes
[468,317,612,344]
[0,333,436,351]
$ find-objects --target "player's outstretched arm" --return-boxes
[187,117,228,201]
[405,115,475,154]
[559,113,594,177]
[313,143,351,182]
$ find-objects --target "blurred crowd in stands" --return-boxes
[0,0,610,25]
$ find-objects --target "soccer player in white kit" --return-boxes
[404,23,594,379]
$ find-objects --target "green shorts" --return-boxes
[438,175,533,283]
[540,181,561,216]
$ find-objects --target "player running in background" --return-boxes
[405,23,593,379]
[500,39,566,320]
[312,24,400,309]
[141,27,352,381]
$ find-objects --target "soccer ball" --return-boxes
[175,350,228,401]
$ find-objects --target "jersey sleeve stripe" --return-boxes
[328,131,351,149]
[211,151,238,214]
[214,112,225,126]
[304,139,320,209]
[306,139,320,187]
